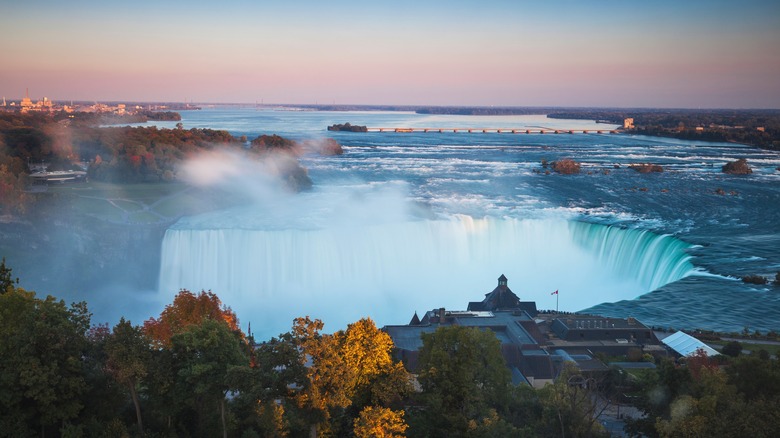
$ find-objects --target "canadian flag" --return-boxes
[551,290,558,295]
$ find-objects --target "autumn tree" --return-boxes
[143,289,240,348]
[236,317,411,437]
[289,316,353,436]
[353,406,408,438]
[341,318,412,408]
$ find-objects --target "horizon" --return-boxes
[2,0,780,109]
[3,98,780,112]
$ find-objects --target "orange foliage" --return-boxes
[686,348,719,379]
[143,289,240,348]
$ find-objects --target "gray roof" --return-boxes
[661,331,719,357]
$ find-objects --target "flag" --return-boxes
[551,290,558,295]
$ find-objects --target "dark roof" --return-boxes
[518,320,547,345]
[519,353,556,380]
[468,275,521,311]
[409,312,421,326]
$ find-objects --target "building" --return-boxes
[660,331,718,357]
[623,118,634,129]
[384,275,662,387]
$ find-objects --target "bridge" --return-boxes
[366,127,619,134]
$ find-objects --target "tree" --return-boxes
[537,363,609,438]
[0,163,29,214]
[230,333,308,437]
[412,326,512,438]
[171,318,249,438]
[104,318,150,435]
[353,406,408,438]
[341,318,412,409]
[290,316,353,437]
[0,288,91,436]
[0,257,18,293]
[143,289,240,348]
[721,341,743,357]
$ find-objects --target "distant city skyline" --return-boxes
[2,0,779,108]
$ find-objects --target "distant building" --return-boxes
[660,331,718,357]
[623,118,634,129]
[384,275,662,387]
[20,89,33,112]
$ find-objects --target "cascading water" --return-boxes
[158,214,697,338]
[568,221,696,292]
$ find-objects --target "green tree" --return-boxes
[721,341,743,357]
[0,288,91,436]
[104,318,150,435]
[412,326,512,438]
[230,333,307,436]
[171,318,249,438]
[0,257,18,293]
[537,363,609,438]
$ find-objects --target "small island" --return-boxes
[327,123,367,132]
[722,158,752,175]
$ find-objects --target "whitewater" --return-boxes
[150,108,780,339]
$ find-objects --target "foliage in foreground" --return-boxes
[1,261,779,437]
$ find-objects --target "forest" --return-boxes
[1,261,779,438]
[547,108,780,151]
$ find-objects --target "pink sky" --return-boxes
[2,0,779,108]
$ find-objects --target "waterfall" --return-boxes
[158,215,696,337]
[568,221,696,292]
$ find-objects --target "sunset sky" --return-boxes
[2,0,779,108]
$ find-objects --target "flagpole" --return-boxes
[556,291,559,314]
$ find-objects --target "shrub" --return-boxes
[721,341,742,357]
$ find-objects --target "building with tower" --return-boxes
[383,274,662,387]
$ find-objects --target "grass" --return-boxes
[707,339,780,357]
[36,180,247,224]
[129,211,163,224]
[74,198,125,222]
[111,199,144,212]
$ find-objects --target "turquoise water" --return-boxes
[146,107,780,336]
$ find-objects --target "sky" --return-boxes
[2,0,780,108]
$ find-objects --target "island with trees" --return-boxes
[327,122,368,132]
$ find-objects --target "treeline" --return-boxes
[80,125,240,183]
[2,260,779,437]
[0,113,345,214]
[416,107,550,116]
[79,111,183,125]
[548,108,780,150]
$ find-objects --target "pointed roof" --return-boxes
[468,274,521,311]
[409,311,421,326]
